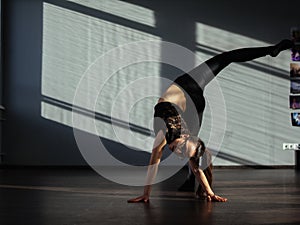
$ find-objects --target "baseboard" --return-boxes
[0,164,295,170]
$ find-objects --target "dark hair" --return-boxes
[188,136,213,191]
[201,149,213,188]
[187,136,206,158]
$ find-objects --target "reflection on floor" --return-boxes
[0,167,300,225]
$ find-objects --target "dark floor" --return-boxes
[0,167,300,225]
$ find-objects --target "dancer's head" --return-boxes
[169,135,213,187]
[168,135,206,158]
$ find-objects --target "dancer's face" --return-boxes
[169,136,198,158]
[169,138,186,152]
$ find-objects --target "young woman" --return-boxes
[127,39,293,203]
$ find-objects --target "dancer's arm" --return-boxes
[128,130,166,203]
[189,157,227,202]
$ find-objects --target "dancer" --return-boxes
[127,39,293,203]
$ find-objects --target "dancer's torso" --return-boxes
[154,76,207,143]
[153,101,189,144]
[159,84,186,112]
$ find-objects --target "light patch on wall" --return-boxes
[41,2,161,152]
[196,22,290,69]
[195,22,296,165]
[67,0,156,27]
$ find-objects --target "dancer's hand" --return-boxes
[207,194,227,202]
[127,194,149,203]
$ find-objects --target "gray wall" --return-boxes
[2,0,85,165]
[2,0,300,166]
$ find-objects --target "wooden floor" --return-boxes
[0,167,300,225]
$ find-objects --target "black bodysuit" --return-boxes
[153,101,189,144]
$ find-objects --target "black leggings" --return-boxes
[174,45,274,135]
[205,46,273,76]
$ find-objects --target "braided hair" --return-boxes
[188,136,213,189]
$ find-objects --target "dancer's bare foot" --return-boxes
[270,39,294,57]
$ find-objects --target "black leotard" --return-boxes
[153,102,189,144]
